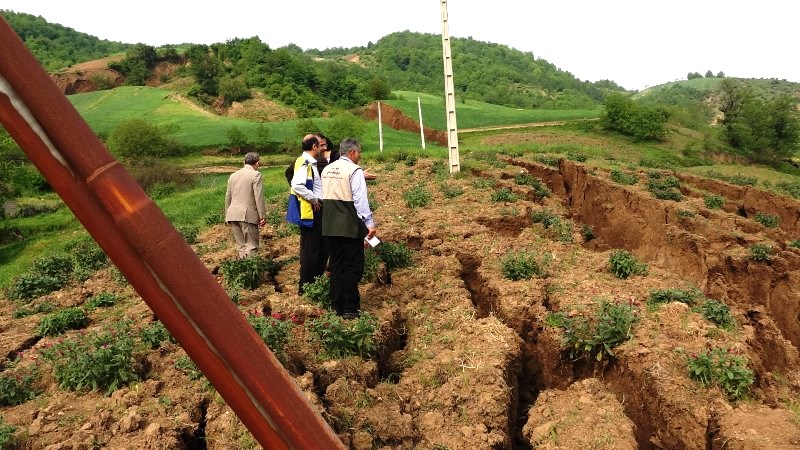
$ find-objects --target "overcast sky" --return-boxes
[2,1,798,91]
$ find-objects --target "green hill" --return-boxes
[315,31,626,110]
[1,10,130,71]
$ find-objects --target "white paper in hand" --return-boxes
[366,236,381,247]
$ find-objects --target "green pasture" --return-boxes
[386,91,600,130]
[69,87,437,151]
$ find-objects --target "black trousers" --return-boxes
[298,207,328,295]
[327,236,364,316]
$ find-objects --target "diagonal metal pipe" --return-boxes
[0,18,344,449]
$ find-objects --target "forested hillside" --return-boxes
[313,31,627,109]
[0,10,130,72]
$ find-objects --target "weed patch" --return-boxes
[754,212,779,228]
[547,298,640,361]
[703,194,725,209]
[36,307,89,337]
[608,250,648,279]
[501,250,551,280]
[307,312,378,359]
[38,320,138,394]
[245,311,294,363]
[686,347,753,400]
[403,185,432,208]
[491,187,517,203]
[749,244,774,262]
[646,172,682,201]
[609,169,638,185]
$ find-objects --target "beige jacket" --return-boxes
[225,165,266,224]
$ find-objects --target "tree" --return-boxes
[226,126,248,153]
[253,124,272,150]
[186,45,222,97]
[705,70,714,78]
[362,78,392,100]
[219,76,251,105]
[325,113,367,145]
[107,120,178,158]
[716,71,725,78]
[600,93,668,141]
[687,72,703,80]
[109,44,158,86]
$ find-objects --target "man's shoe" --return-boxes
[342,312,360,320]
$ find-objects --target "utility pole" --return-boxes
[377,101,383,152]
[418,97,426,150]
[440,0,460,173]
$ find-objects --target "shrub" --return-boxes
[440,182,464,199]
[530,179,552,199]
[776,181,800,200]
[698,300,736,330]
[307,312,378,359]
[36,307,89,336]
[514,173,535,186]
[176,225,200,244]
[749,244,773,262]
[686,348,753,400]
[0,368,38,406]
[703,195,725,209]
[491,187,517,203]
[677,209,696,219]
[501,250,550,280]
[302,275,331,309]
[66,238,108,278]
[107,119,178,158]
[204,211,225,226]
[531,209,561,228]
[754,212,779,228]
[139,321,174,349]
[580,224,595,242]
[608,250,648,279]
[403,185,432,208]
[790,239,800,249]
[547,298,639,361]
[0,416,17,448]
[174,356,204,381]
[647,173,683,201]
[12,301,56,319]
[147,181,177,199]
[647,287,703,307]
[567,152,588,162]
[38,321,138,394]
[534,154,560,166]
[220,256,280,290]
[245,312,293,362]
[6,273,68,302]
[610,169,638,185]
[86,292,118,309]
[471,178,497,189]
[361,248,381,283]
[33,254,74,280]
[378,242,413,270]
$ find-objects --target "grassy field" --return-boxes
[386,90,600,130]
[69,87,435,152]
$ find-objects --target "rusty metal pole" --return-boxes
[0,18,344,450]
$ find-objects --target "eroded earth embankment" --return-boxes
[2,155,800,449]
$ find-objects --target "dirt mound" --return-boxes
[225,91,297,122]
[359,102,448,146]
